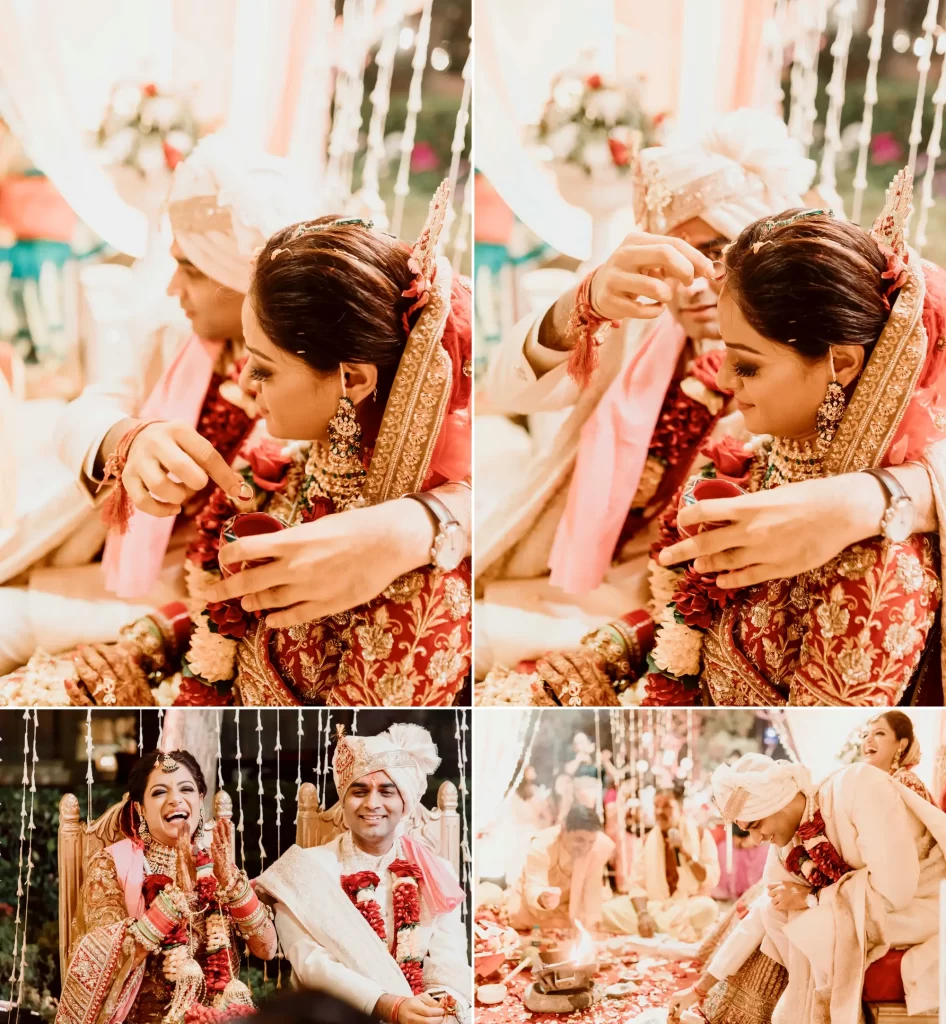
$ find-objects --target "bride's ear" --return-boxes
[832,344,866,388]
[341,362,378,405]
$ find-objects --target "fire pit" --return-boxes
[522,923,599,1013]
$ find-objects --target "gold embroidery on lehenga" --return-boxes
[895,552,925,593]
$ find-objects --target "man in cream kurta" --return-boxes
[257,724,471,1024]
[476,109,816,674]
[673,754,946,1023]
[0,135,313,678]
[507,804,614,931]
[602,789,719,942]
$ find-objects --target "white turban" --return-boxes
[332,723,441,817]
[711,753,813,823]
[167,133,316,294]
[634,108,816,239]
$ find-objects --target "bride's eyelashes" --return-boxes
[248,364,272,383]
[733,362,759,378]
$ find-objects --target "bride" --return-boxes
[57,749,276,1024]
[59,182,472,707]
[514,170,944,707]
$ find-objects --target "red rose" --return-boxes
[207,599,254,639]
[163,141,183,171]
[689,349,730,394]
[608,137,630,167]
[142,873,174,908]
[586,74,603,89]
[673,566,733,628]
[142,83,158,97]
[699,435,754,483]
[247,438,292,492]
[174,677,232,707]
[390,859,423,881]
[784,845,806,878]
[796,810,826,843]
[641,673,700,706]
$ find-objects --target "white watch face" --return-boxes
[884,497,915,543]
[433,522,465,571]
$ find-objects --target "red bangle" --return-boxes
[388,996,407,1024]
[97,419,164,534]
[565,270,620,391]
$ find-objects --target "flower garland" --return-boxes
[141,850,255,1021]
[783,809,853,890]
[617,350,730,549]
[636,433,758,706]
[340,860,426,995]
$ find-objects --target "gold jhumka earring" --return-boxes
[136,804,151,845]
[890,747,903,773]
[816,348,847,447]
[305,368,368,512]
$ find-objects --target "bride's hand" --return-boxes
[175,826,198,893]
[211,818,238,890]
[535,650,619,707]
[68,642,156,707]
[657,473,889,589]
[203,498,451,628]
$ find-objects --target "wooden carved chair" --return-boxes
[57,790,234,979]
[294,779,461,874]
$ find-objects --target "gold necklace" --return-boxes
[764,436,824,489]
[144,839,177,878]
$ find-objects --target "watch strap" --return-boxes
[404,491,459,530]
[865,467,908,505]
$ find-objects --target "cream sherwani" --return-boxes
[707,763,946,1022]
[260,835,471,1018]
[506,825,614,930]
[601,821,720,941]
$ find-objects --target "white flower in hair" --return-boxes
[385,723,441,775]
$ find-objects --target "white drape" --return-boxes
[474,0,619,259]
[473,708,537,833]
[0,0,148,255]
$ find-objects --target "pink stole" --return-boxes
[401,834,465,914]
[103,335,224,599]
[103,838,147,1022]
[548,316,687,594]
[106,837,146,918]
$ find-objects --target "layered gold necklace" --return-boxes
[144,839,178,878]
[763,436,825,489]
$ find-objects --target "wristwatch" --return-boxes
[864,467,916,543]
[405,492,466,571]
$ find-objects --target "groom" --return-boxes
[256,725,471,1024]
[672,753,945,1021]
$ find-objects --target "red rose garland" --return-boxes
[341,871,387,939]
[783,810,853,889]
[341,860,426,995]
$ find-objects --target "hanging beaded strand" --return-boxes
[8,711,29,1003]
[235,710,246,870]
[274,711,285,988]
[295,710,304,827]
[17,711,38,1008]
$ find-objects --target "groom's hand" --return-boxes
[588,231,717,324]
[104,419,252,517]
